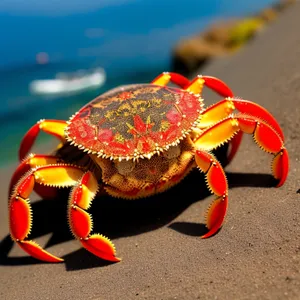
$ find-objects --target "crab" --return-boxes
[8,72,289,263]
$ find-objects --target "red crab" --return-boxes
[8,72,289,263]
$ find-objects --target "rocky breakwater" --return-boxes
[171,0,296,75]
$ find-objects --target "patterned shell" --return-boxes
[66,84,203,160]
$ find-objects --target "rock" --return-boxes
[171,0,296,75]
[171,35,228,75]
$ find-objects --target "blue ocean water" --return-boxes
[0,0,276,167]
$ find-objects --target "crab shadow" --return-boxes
[0,144,278,270]
[0,170,276,270]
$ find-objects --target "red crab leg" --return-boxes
[199,98,284,139]
[195,150,228,238]
[197,97,285,163]
[151,72,191,88]
[185,75,234,98]
[195,114,289,187]
[19,119,67,161]
[9,164,84,262]
[9,164,119,263]
[184,75,242,163]
[68,172,120,262]
[9,154,60,199]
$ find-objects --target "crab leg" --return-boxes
[68,172,120,262]
[152,73,234,99]
[9,154,60,199]
[195,150,228,238]
[195,114,289,187]
[19,119,67,161]
[185,75,234,98]
[151,72,191,88]
[184,75,243,163]
[199,98,284,139]
[9,164,83,262]
[197,97,285,163]
[9,164,119,263]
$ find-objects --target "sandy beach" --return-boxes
[1,2,300,300]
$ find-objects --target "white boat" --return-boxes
[29,68,106,96]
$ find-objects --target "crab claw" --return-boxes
[195,150,229,238]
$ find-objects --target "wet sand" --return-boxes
[1,3,300,300]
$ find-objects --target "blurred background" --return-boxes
[0,0,280,168]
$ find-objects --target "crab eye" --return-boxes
[163,145,181,159]
[115,159,136,175]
